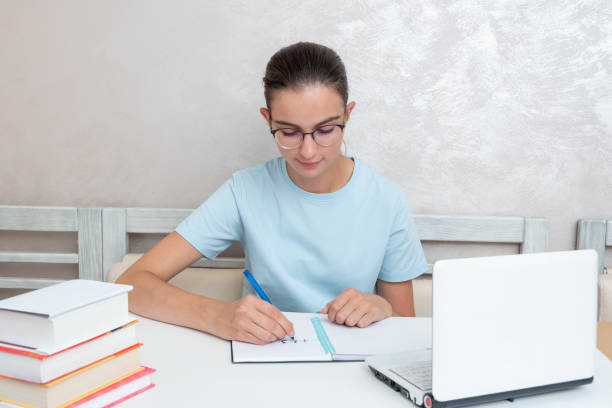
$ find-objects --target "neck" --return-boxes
[286,155,354,194]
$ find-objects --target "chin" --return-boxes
[291,160,326,179]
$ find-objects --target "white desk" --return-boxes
[121,316,612,408]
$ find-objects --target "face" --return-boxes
[260,84,355,185]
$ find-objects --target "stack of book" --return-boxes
[0,280,155,408]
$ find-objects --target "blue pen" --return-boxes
[243,269,272,303]
[243,269,294,340]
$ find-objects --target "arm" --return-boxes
[116,232,293,344]
[376,279,415,317]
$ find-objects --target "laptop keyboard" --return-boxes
[390,358,432,391]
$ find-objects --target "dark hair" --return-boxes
[263,42,348,111]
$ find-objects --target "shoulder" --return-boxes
[355,159,407,205]
[226,158,284,196]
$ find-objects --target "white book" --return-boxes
[231,312,432,362]
[0,280,132,350]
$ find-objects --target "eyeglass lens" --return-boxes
[276,125,341,149]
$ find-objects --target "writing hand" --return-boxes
[210,294,294,345]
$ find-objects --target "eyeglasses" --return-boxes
[270,123,345,150]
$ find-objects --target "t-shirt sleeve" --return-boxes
[378,192,428,282]
[175,176,244,260]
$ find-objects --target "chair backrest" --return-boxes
[411,215,547,317]
[577,219,611,274]
[0,206,103,289]
[102,208,245,281]
[2,205,549,291]
[101,208,548,277]
[414,215,548,273]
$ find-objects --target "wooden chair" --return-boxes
[577,219,611,322]
[577,219,611,275]
[415,215,548,274]
[102,208,548,313]
[102,210,548,277]
[0,206,103,289]
[411,215,547,316]
[102,208,245,281]
[102,208,246,302]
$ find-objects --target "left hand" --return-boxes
[320,288,393,328]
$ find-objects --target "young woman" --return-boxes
[117,42,427,345]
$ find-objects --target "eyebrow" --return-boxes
[272,115,342,129]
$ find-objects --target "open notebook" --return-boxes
[231,312,431,363]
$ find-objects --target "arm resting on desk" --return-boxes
[116,232,219,332]
[116,232,294,345]
[377,279,416,317]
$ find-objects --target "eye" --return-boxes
[281,129,300,137]
[316,125,335,134]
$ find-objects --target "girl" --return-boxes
[117,42,427,345]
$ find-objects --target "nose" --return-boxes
[298,133,317,159]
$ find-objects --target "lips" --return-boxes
[298,160,320,168]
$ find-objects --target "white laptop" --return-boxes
[366,250,598,407]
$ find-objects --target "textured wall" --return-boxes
[1,1,611,264]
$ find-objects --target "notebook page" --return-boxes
[231,313,331,362]
[321,316,432,360]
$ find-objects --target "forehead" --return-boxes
[269,84,344,125]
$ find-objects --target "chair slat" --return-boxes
[0,206,78,231]
[0,251,78,264]
[577,219,607,274]
[77,208,103,281]
[522,218,548,253]
[126,208,192,233]
[102,208,128,282]
[0,277,67,289]
[415,215,524,243]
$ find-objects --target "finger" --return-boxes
[356,311,379,328]
[254,299,295,337]
[321,304,329,314]
[236,296,287,340]
[333,296,362,325]
[327,291,354,322]
[243,319,279,344]
[250,309,289,340]
[236,329,268,345]
[344,303,370,327]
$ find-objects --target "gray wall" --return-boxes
[1,1,611,268]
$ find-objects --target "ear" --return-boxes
[260,107,271,124]
[345,101,356,121]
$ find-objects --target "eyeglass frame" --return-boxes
[268,112,347,150]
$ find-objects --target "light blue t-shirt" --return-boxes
[175,157,427,312]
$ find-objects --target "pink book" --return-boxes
[64,366,156,408]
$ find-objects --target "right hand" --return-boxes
[210,294,294,345]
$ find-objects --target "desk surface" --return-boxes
[120,316,612,408]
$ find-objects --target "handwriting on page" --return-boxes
[279,338,309,344]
